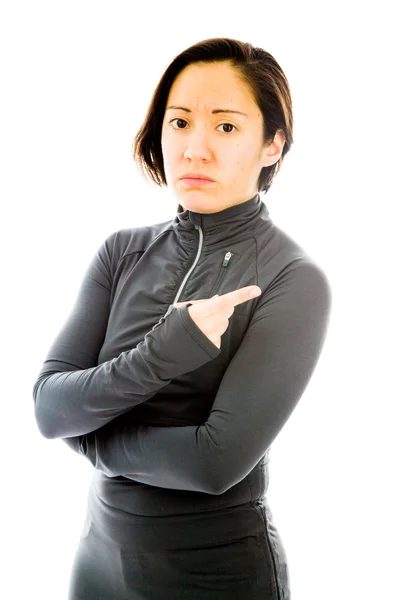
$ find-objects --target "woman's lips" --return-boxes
[181,178,215,186]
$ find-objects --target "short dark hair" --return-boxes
[132,37,293,210]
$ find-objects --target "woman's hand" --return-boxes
[173,286,261,349]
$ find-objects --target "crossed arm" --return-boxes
[61,260,332,495]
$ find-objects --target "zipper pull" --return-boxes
[222,252,233,267]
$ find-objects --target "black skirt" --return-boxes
[67,482,290,600]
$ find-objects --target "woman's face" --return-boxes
[161,61,284,214]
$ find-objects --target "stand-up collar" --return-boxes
[172,193,271,248]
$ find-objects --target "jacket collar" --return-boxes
[172,193,271,248]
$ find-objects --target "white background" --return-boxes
[1,1,399,598]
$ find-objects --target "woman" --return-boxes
[33,37,332,599]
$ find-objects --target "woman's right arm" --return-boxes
[32,231,220,440]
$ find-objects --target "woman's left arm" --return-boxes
[81,260,332,494]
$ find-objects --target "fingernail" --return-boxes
[250,287,261,297]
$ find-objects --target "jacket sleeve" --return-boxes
[81,259,332,494]
[32,232,220,440]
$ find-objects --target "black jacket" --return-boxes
[33,192,331,514]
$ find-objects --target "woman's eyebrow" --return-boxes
[166,105,248,118]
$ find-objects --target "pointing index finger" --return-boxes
[221,286,262,307]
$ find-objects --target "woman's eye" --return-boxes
[170,118,188,129]
[169,118,236,133]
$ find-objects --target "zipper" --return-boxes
[155,226,233,328]
[171,224,204,305]
[209,251,233,297]
[151,226,204,331]
[222,251,233,267]
[173,226,234,302]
